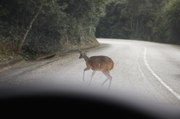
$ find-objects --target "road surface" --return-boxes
[0,38,180,118]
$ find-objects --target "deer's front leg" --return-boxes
[83,67,90,81]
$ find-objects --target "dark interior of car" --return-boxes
[0,93,162,119]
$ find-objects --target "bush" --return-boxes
[0,0,110,60]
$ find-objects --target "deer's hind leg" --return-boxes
[101,71,112,89]
[88,71,96,86]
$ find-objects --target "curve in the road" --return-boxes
[143,47,180,101]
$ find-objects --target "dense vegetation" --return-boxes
[96,0,180,44]
[0,0,180,61]
[0,0,110,60]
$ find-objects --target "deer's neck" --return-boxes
[83,55,89,62]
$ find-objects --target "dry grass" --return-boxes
[0,40,19,62]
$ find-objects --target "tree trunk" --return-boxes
[18,4,43,53]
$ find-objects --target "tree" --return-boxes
[0,0,111,59]
[156,0,180,43]
[96,0,180,44]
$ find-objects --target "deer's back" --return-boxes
[88,56,114,71]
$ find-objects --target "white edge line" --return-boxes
[143,47,180,101]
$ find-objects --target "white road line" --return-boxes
[137,53,146,80]
[143,47,180,101]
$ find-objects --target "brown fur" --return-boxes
[79,51,114,89]
[88,56,114,71]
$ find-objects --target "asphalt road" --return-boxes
[0,38,180,118]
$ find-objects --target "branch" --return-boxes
[18,4,43,53]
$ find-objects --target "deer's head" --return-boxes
[78,50,87,59]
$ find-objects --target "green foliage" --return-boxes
[96,0,159,40]
[0,0,109,60]
[96,0,180,44]
[156,0,180,43]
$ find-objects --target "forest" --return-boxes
[96,0,180,44]
[0,0,180,61]
[0,0,110,60]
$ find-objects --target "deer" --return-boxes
[79,51,114,89]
